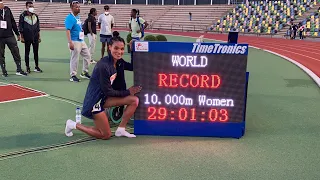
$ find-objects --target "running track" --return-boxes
[117,28,320,83]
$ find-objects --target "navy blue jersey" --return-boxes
[81,56,132,119]
[112,55,133,90]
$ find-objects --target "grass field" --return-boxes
[0,30,319,180]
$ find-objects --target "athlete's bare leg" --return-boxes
[75,112,112,139]
[104,95,139,137]
[65,95,139,139]
[101,42,106,59]
[104,95,139,128]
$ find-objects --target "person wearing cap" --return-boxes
[0,0,27,77]
[19,1,42,74]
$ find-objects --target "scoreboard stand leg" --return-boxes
[241,72,250,138]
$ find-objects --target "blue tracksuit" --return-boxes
[81,56,132,119]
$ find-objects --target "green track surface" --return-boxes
[0,31,319,180]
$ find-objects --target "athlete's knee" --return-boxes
[100,130,112,140]
[101,133,111,140]
[128,95,139,106]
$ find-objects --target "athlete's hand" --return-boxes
[21,37,25,43]
[17,35,21,41]
[129,86,142,95]
[136,29,141,33]
[68,42,74,50]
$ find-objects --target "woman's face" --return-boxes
[109,41,124,61]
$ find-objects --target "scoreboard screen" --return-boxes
[132,41,249,138]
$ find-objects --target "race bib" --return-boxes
[79,32,84,40]
[0,21,7,29]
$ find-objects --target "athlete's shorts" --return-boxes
[100,34,112,43]
[82,98,106,119]
[91,98,106,115]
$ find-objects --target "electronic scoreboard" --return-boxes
[132,41,249,138]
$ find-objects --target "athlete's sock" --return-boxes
[115,127,136,138]
[65,119,76,137]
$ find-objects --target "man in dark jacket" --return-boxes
[0,0,27,77]
[19,1,42,73]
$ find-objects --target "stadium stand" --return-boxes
[299,6,320,36]
[4,1,234,32]
[212,0,320,35]
[150,5,234,31]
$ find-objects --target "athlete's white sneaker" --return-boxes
[65,119,76,137]
[115,127,136,138]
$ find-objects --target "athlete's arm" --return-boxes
[65,16,74,50]
[143,21,148,30]
[98,14,101,29]
[10,8,20,38]
[88,20,93,35]
[139,18,148,30]
[123,60,133,71]
[111,16,114,29]
[99,64,130,97]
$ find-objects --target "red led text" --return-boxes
[158,73,221,89]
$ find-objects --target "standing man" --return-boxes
[98,5,114,59]
[0,0,27,77]
[84,8,97,63]
[129,9,148,41]
[292,23,297,39]
[19,1,42,74]
[65,1,91,82]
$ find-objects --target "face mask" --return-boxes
[28,7,34,13]
[105,12,109,15]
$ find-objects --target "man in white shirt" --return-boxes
[129,9,148,41]
[98,5,114,59]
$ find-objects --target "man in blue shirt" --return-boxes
[65,1,91,82]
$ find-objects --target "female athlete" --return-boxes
[65,35,141,139]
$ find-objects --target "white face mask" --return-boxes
[28,7,34,13]
[105,12,109,15]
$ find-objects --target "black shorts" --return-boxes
[100,34,112,43]
[82,98,106,119]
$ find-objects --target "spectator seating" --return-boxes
[4,1,234,32]
[299,7,320,36]
[212,0,318,34]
